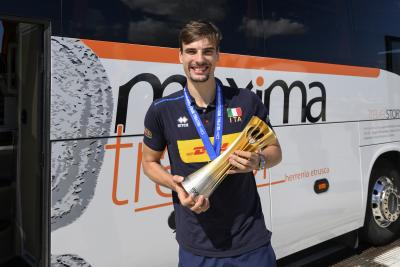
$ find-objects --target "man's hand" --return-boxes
[227,150,260,174]
[172,175,210,214]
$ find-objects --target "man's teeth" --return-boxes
[192,66,207,71]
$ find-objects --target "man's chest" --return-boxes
[162,104,253,163]
[164,104,250,140]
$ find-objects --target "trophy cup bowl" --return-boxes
[182,116,277,198]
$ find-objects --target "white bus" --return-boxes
[0,1,400,266]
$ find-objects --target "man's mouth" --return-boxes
[190,65,209,74]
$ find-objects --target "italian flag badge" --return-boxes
[227,107,242,117]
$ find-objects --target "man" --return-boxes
[142,20,282,267]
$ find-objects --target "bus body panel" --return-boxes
[49,36,400,265]
[51,136,178,266]
[50,37,393,140]
[270,123,363,258]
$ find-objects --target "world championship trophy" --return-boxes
[182,116,277,198]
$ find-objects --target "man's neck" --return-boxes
[186,79,216,108]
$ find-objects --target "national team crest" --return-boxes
[227,107,242,123]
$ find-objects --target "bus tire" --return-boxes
[361,162,400,245]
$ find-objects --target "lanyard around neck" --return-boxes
[183,83,223,161]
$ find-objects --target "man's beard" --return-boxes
[188,64,211,83]
[188,73,210,83]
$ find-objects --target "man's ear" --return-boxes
[179,49,183,63]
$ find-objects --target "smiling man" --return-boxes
[142,20,282,267]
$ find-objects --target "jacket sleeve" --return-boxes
[143,102,167,151]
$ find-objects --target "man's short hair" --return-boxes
[179,20,222,51]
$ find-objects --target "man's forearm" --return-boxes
[142,161,177,191]
[261,144,282,168]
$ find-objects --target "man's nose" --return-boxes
[194,51,206,62]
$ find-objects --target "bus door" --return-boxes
[0,19,48,266]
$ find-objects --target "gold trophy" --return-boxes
[182,116,277,198]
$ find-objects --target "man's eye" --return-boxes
[186,50,196,54]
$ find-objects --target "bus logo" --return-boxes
[114,74,327,132]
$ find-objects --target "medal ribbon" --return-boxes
[183,82,223,161]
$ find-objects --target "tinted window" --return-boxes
[62,0,130,41]
[260,0,400,70]
[0,93,3,125]
[386,36,400,75]
[350,0,400,70]
[0,0,61,32]
[62,0,264,56]
[261,0,353,65]
[2,0,400,71]
[0,21,3,125]
[0,21,3,52]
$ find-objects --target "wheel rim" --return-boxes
[371,176,400,228]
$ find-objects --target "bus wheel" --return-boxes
[362,162,400,245]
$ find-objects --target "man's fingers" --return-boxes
[203,198,210,211]
[229,151,259,171]
[234,150,252,158]
[184,193,196,207]
[176,186,196,207]
[173,174,208,213]
[228,150,260,174]
[191,195,205,211]
[230,154,249,167]
[191,195,211,214]
[229,156,247,170]
[173,175,184,183]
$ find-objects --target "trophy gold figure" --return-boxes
[182,116,277,198]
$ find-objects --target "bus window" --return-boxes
[0,21,3,52]
[0,21,3,125]
[385,36,400,76]
[350,0,400,70]
[0,0,61,33]
[261,0,354,66]
[62,0,264,56]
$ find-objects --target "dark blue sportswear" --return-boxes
[179,242,276,267]
[143,85,273,257]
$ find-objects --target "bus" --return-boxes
[0,0,400,266]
